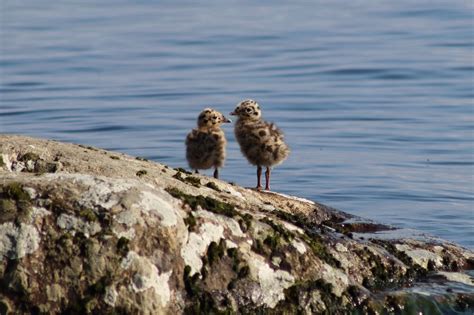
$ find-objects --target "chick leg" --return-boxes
[256,166,262,191]
[213,168,219,179]
[265,167,271,190]
[195,170,199,174]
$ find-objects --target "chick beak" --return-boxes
[229,111,236,116]
[223,116,232,123]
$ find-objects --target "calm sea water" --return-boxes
[1,1,473,248]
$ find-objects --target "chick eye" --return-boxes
[246,108,252,112]
[212,115,217,119]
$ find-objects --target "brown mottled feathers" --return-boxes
[230,99,289,168]
[186,129,226,169]
[234,119,289,167]
[185,108,229,171]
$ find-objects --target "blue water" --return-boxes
[1,1,473,248]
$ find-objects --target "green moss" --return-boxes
[1,183,32,223]
[273,209,308,230]
[165,187,237,218]
[206,240,226,266]
[302,234,341,269]
[225,247,250,289]
[79,208,98,222]
[183,265,200,297]
[370,239,432,285]
[184,176,201,187]
[205,182,221,192]
[110,155,120,160]
[173,171,185,181]
[78,144,98,151]
[268,210,341,268]
[355,247,404,290]
[249,220,287,262]
[0,199,17,223]
[34,161,57,173]
[18,152,40,162]
[228,248,243,274]
[237,265,250,279]
[116,237,130,256]
[174,167,192,174]
[261,218,293,242]
[184,212,197,231]
[3,182,31,202]
[184,291,231,315]
[251,218,295,260]
[136,169,147,177]
[173,172,202,187]
[238,213,253,232]
[251,239,266,256]
[263,234,282,250]
[278,279,344,314]
[135,156,149,161]
[184,247,244,313]
[63,275,114,314]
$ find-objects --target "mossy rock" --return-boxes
[34,160,57,173]
[2,182,31,202]
[174,167,192,175]
[205,182,221,192]
[136,170,147,177]
[173,172,201,187]
[184,212,197,231]
[18,152,40,162]
[116,237,130,256]
[0,199,17,223]
[79,208,98,222]
[165,187,236,217]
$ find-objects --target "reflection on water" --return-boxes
[1,0,472,248]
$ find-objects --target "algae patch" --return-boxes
[165,187,236,217]
[205,182,221,192]
[174,167,192,175]
[173,172,201,187]
[136,170,148,177]
[1,182,32,223]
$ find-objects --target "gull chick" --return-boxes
[186,108,231,179]
[230,99,289,190]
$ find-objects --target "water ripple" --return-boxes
[1,0,472,248]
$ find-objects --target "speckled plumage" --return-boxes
[186,108,231,178]
[230,99,289,190]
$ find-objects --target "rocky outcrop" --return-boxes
[0,134,473,314]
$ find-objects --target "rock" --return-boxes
[0,134,473,314]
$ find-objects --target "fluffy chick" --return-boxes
[186,108,231,179]
[230,99,289,190]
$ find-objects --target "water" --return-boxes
[1,1,473,248]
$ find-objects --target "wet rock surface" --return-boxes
[0,134,473,314]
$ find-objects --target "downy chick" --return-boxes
[230,99,289,190]
[186,108,231,179]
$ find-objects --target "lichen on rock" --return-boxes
[0,222,41,260]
